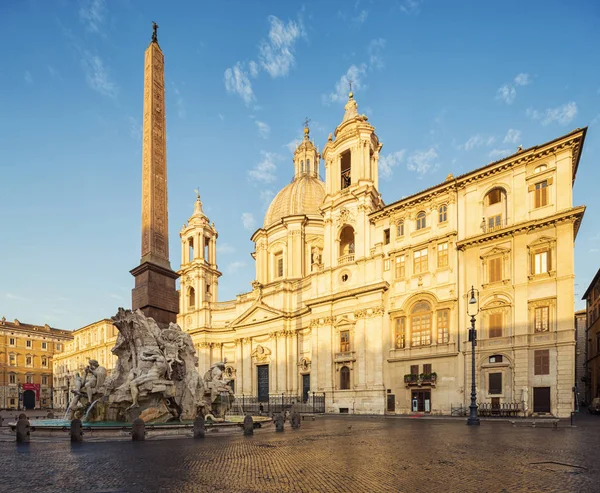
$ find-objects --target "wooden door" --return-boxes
[533,387,551,413]
[257,365,269,402]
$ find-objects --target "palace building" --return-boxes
[0,317,72,410]
[177,91,586,417]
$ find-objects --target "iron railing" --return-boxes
[477,402,521,417]
[338,254,355,265]
[228,393,325,415]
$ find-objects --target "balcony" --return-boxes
[404,373,437,387]
[338,254,355,265]
[334,351,356,363]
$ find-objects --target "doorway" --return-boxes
[533,387,551,413]
[302,374,310,403]
[257,365,269,402]
[411,390,431,413]
[23,390,35,410]
[387,394,396,413]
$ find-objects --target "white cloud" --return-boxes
[461,134,496,151]
[5,292,25,301]
[323,63,367,104]
[407,149,438,175]
[48,65,60,79]
[217,243,236,255]
[286,138,301,154]
[227,261,247,274]
[260,189,276,207]
[353,10,369,26]
[248,151,280,183]
[241,212,256,230]
[496,84,516,104]
[527,102,578,125]
[24,71,33,84]
[400,0,422,14]
[258,16,304,78]
[127,116,141,141]
[488,148,512,159]
[368,38,386,70]
[79,0,106,34]
[248,61,259,78]
[379,150,406,180]
[503,128,521,144]
[81,52,117,98]
[224,62,255,105]
[256,120,270,139]
[514,73,531,86]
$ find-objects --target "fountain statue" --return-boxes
[65,308,234,423]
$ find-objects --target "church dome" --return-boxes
[263,174,325,228]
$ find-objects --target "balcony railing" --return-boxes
[334,351,356,362]
[404,373,437,386]
[341,169,351,189]
[338,254,355,265]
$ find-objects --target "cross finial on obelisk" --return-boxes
[348,78,353,93]
[152,21,158,43]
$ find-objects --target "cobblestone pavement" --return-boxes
[0,414,598,493]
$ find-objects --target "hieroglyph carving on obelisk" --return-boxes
[140,24,170,270]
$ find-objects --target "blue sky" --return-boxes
[1,0,599,330]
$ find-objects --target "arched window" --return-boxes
[301,160,304,173]
[397,220,404,237]
[411,301,432,347]
[438,204,447,223]
[188,237,194,262]
[416,211,426,230]
[339,225,355,263]
[188,287,195,308]
[395,317,406,349]
[484,187,507,231]
[340,366,350,390]
[534,164,547,174]
[306,159,311,174]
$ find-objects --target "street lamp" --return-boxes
[467,285,480,426]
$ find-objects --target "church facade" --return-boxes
[178,92,586,417]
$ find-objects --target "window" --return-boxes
[26,356,32,367]
[437,310,449,344]
[274,252,284,278]
[534,306,549,332]
[188,287,195,308]
[383,228,390,245]
[411,301,432,346]
[489,354,503,363]
[26,339,32,348]
[188,237,194,262]
[534,165,547,174]
[41,341,47,350]
[489,313,503,338]
[534,180,548,208]
[341,151,351,189]
[416,211,426,230]
[42,376,48,386]
[56,343,62,351]
[340,330,350,352]
[414,248,428,275]
[397,221,404,237]
[204,237,210,261]
[486,189,502,206]
[26,375,33,384]
[395,255,406,279]
[438,204,447,223]
[489,373,502,395]
[437,243,448,268]
[9,337,15,346]
[383,259,390,271]
[410,365,419,376]
[395,317,406,349]
[423,364,432,376]
[488,257,502,283]
[306,159,311,174]
[9,374,16,385]
[339,226,355,261]
[340,366,350,390]
[42,357,47,368]
[488,214,502,230]
[9,354,16,366]
[533,249,550,275]
[534,349,550,375]
[10,398,15,406]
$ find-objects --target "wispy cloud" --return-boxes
[259,189,276,208]
[241,212,256,230]
[379,150,406,180]
[127,116,141,141]
[400,0,423,14]
[24,71,33,85]
[258,16,305,78]
[248,61,259,78]
[109,293,124,301]
[81,51,117,98]
[79,0,106,34]
[406,148,438,175]
[368,38,386,70]
[503,128,521,144]
[173,85,186,118]
[527,102,578,125]
[323,64,367,104]
[352,9,369,26]
[248,151,280,183]
[5,292,26,301]
[460,134,496,151]
[496,73,532,104]
[256,120,270,139]
[217,243,236,254]
[227,261,247,274]
[286,138,301,154]
[224,62,255,106]
[48,65,61,79]
[488,148,512,159]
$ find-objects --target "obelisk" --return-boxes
[130,22,179,326]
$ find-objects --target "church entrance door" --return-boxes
[257,365,269,402]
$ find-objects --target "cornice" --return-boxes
[305,281,389,308]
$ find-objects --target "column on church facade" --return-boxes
[276,333,287,393]
[242,340,253,395]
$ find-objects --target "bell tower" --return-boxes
[178,193,221,330]
[293,123,321,178]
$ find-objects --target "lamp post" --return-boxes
[467,285,480,426]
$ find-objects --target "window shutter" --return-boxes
[410,365,419,376]
[423,364,432,375]
[547,248,552,272]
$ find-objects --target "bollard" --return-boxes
[47,412,55,419]
[243,414,254,436]
[570,411,575,426]
[291,411,301,429]
[70,419,83,443]
[193,415,205,439]
[16,417,30,443]
[275,413,284,432]
[132,418,146,441]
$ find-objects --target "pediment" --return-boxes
[480,245,511,259]
[528,235,555,248]
[334,315,355,328]
[230,301,284,328]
